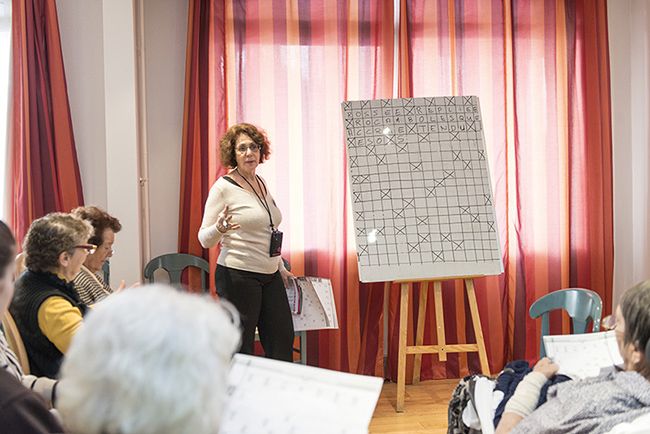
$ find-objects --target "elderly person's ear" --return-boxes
[58,251,71,268]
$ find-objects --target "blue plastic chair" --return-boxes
[529,288,602,357]
[143,253,210,293]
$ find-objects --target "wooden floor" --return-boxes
[369,379,457,434]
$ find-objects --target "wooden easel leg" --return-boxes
[412,282,429,384]
[396,282,409,412]
[465,279,490,376]
[383,281,390,379]
[433,281,447,361]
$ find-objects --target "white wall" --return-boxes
[56,0,107,208]
[609,0,650,307]
[143,0,187,259]
[57,0,187,282]
[57,0,144,285]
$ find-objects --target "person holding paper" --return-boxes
[496,281,650,433]
[199,123,294,362]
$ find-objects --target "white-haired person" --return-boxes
[496,280,650,433]
[0,220,64,432]
[57,285,241,434]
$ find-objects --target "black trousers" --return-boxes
[215,265,294,362]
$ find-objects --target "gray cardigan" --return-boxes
[512,370,650,434]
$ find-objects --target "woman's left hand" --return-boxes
[279,267,295,288]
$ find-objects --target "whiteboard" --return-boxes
[342,96,503,282]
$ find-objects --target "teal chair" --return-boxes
[143,253,210,293]
[529,288,602,357]
[102,261,110,285]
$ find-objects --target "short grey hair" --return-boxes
[24,212,93,272]
[57,285,241,434]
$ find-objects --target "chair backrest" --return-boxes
[143,253,210,293]
[529,288,602,357]
[2,312,30,374]
[15,252,26,278]
[102,261,110,285]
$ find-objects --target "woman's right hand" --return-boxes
[533,357,559,379]
[216,205,240,233]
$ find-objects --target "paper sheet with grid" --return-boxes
[342,96,503,282]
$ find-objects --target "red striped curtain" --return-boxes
[9,0,84,245]
[179,0,613,377]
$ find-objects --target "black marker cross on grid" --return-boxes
[382,99,391,107]
[350,156,358,167]
[434,179,445,188]
[487,222,495,231]
[463,96,472,105]
[417,216,429,225]
[425,97,435,106]
[467,121,477,131]
[410,162,422,171]
[395,226,406,235]
[453,240,464,250]
[356,227,366,236]
[418,233,430,243]
[484,195,492,205]
[386,135,396,146]
[376,226,385,235]
[453,151,462,161]
[408,243,420,253]
[367,145,377,157]
[393,209,405,218]
[445,97,455,106]
[405,107,415,116]
[443,170,455,179]
[464,161,472,170]
[407,124,417,134]
[433,251,444,261]
[478,150,485,160]
[377,155,386,164]
[352,175,369,184]
[450,131,461,141]
[353,192,361,202]
[360,101,369,109]
[355,211,364,219]
[403,199,414,208]
[418,133,430,142]
[396,143,408,152]
[460,206,470,215]
[343,101,352,109]
[404,99,414,107]
[345,118,353,128]
[472,214,480,223]
[381,189,391,199]
[359,245,368,255]
[346,137,354,146]
[441,233,452,242]
[426,187,436,197]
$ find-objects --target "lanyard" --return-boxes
[236,169,275,229]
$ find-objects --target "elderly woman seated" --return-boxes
[496,280,650,433]
[57,285,240,434]
[71,205,123,304]
[0,220,63,432]
[10,212,93,378]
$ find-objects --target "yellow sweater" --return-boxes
[37,296,82,354]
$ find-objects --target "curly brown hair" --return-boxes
[0,220,16,279]
[71,206,122,247]
[24,213,93,273]
[219,123,271,168]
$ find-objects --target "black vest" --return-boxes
[10,270,88,378]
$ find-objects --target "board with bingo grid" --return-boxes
[342,96,503,283]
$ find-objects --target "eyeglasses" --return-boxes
[235,143,261,154]
[75,244,97,255]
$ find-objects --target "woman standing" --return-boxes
[199,123,294,362]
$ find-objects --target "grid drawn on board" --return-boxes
[342,96,503,283]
